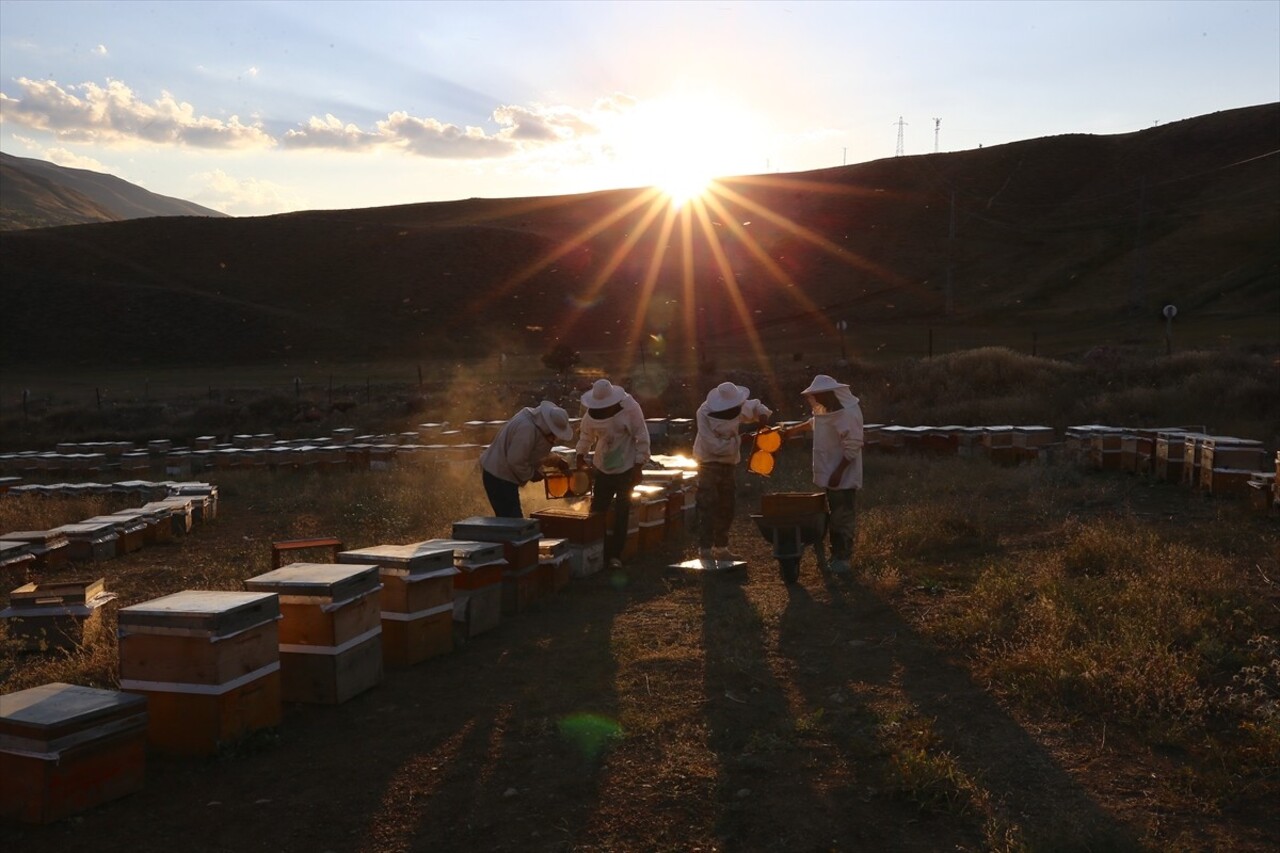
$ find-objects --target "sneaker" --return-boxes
[829,558,852,574]
[608,557,624,571]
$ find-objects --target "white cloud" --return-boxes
[190,168,296,216]
[45,146,110,172]
[0,76,648,169]
[0,78,274,150]
[93,45,108,57]
[244,67,259,78]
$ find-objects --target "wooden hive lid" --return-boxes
[451,516,540,543]
[119,589,280,636]
[244,562,380,601]
[10,577,105,606]
[337,544,456,578]
[0,682,146,743]
[411,539,504,568]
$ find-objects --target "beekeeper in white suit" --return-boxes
[789,374,864,573]
[480,400,574,518]
[575,378,650,570]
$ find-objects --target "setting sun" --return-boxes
[603,91,763,206]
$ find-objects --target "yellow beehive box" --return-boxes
[243,564,382,705]
[118,590,281,755]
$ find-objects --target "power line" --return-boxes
[894,116,907,157]
[933,118,941,153]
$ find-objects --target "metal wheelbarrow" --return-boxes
[750,510,827,585]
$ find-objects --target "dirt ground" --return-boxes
[6,472,1279,853]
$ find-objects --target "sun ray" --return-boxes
[688,196,772,375]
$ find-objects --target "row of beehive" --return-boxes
[862,424,1058,462]
[0,483,218,586]
[0,485,695,825]
[1065,425,1277,506]
[3,414,709,479]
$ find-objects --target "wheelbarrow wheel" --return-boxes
[779,556,801,585]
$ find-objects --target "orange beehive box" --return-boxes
[337,544,458,668]
[538,538,570,595]
[501,563,539,615]
[0,682,147,824]
[638,519,665,554]
[411,540,505,638]
[243,564,383,704]
[118,590,282,756]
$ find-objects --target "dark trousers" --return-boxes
[696,462,736,549]
[826,487,858,561]
[590,468,634,562]
[483,469,523,518]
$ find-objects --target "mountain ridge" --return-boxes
[1,103,1276,369]
[0,152,227,229]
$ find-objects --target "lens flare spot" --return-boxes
[557,713,623,760]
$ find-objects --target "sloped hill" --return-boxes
[1,103,1276,368]
[0,152,226,230]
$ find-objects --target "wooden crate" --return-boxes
[639,519,665,553]
[2,578,113,652]
[760,492,826,518]
[380,603,453,668]
[452,519,542,572]
[538,539,570,595]
[337,544,457,668]
[118,590,282,755]
[453,584,502,638]
[567,541,604,578]
[83,515,147,555]
[501,564,539,615]
[54,523,120,563]
[244,563,383,704]
[0,531,69,569]
[530,508,607,545]
[0,683,147,824]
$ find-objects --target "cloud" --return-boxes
[0,76,644,166]
[189,168,296,216]
[44,147,109,172]
[0,78,274,149]
[93,45,108,57]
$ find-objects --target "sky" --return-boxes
[1,0,1277,217]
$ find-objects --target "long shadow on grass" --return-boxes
[774,569,1141,851]
[699,567,830,852]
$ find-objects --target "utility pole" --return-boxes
[843,147,847,166]
[894,116,907,157]
[933,118,941,153]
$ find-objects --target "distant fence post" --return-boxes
[23,389,29,422]
[295,377,301,398]
[96,387,102,410]
[928,329,934,360]
[328,375,333,407]
[417,365,423,394]
[1032,331,1038,357]
[366,378,372,403]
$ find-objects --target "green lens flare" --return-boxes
[557,713,622,759]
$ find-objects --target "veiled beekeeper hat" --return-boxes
[535,401,574,442]
[801,374,848,396]
[705,382,749,412]
[581,378,626,409]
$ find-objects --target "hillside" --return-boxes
[1,103,1276,369]
[0,152,226,230]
